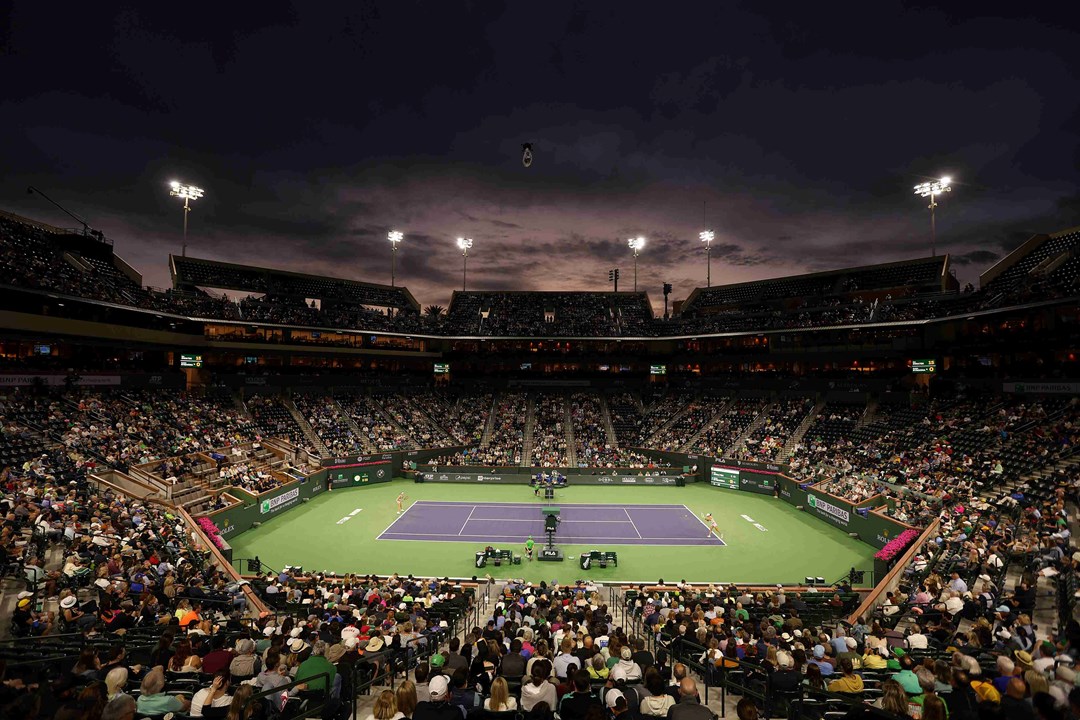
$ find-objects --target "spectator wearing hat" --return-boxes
[807,645,834,676]
[414,675,464,720]
[610,647,642,682]
[13,595,54,636]
[59,594,96,631]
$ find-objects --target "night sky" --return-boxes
[2,3,1078,310]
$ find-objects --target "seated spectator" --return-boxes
[135,667,190,715]
[520,660,558,712]
[484,677,518,712]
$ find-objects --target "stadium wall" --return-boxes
[774,475,911,549]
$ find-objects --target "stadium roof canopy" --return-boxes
[170,254,419,311]
[682,255,952,315]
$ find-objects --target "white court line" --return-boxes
[457,505,477,536]
[465,518,633,523]
[378,531,726,541]
[411,501,686,510]
[349,509,362,516]
[377,502,418,536]
[623,508,643,539]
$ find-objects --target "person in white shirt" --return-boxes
[905,626,929,650]
[610,647,642,682]
[190,671,233,717]
[520,660,558,712]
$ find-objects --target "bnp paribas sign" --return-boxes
[260,487,301,515]
[807,493,850,527]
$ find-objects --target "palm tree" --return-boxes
[424,305,445,321]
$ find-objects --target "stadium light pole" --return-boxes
[169,181,205,257]
[627,236,645,292]
[700,230,715,287]
[388,230,403,286]
[913,177,951,258]
[456,237,473,291]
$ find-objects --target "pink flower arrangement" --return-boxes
[196,516,227,550]
[874,528,920,563]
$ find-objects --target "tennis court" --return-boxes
[377,500,725,546]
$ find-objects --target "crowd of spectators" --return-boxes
[292,393,362,456]
[689,398,767,458]
[335,393,416,453]
[4,213,1079,341]
[479,393,527,467]
[648,396,728,453]
[738,397,814,461]
[569,393,615,467]
[530,394,570,467]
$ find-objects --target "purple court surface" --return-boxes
[377,501,726,546]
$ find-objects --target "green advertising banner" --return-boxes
[207,471,327,540]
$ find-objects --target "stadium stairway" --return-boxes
[727,400,774,457]
[639,398,696,448]
[284,397,331,457]
[777,398,826,462]
[478,394,498,447]
[564,399,578,467]
[677,397,734,453]
[856,397,880,428]
[329,395,372,452]
[598,394,618,447]
[520,395,537,466]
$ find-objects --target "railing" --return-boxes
[846,518,939,625]
[666,637,892,719]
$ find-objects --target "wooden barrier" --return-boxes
[846,518,940,626]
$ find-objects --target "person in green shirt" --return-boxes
[734,603,749,622]
[296,641,337,693]
[525,536,535,561]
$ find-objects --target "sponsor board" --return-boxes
[0,374,122,387]
[420,473,679,486]
[260,487,301,514]
[806,493,851,527]
[1003,381,1080,395]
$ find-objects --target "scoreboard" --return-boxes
[911,359,936,374]
[710,466,740,489]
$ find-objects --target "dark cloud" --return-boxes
[951,250,1001,267]
[0,4,1077,313]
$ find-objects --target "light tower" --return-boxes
[627,237,645,292]
[456,237,473,291]
[168,181,204,257]
[913,177,952,257]
[699,230,715,287]
[388,230,403,286]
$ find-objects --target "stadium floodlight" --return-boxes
[388,230,404,287]
[169,181,205,257]
[913,177,952,258]
[700,230,715,287]
[456,237,474,291]
[627,236,645,291]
